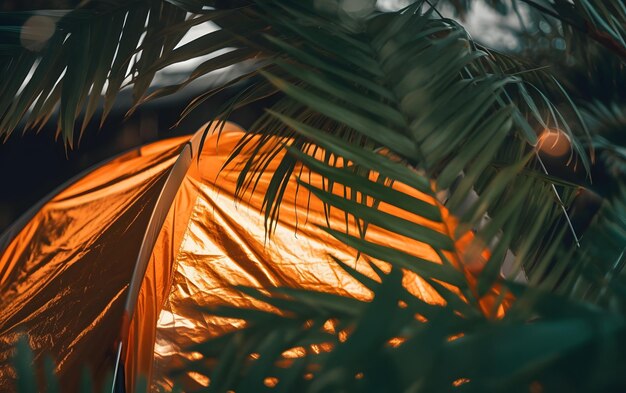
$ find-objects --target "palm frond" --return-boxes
[223,0,587,285]
[0,1,267,144]
[556,102,626,306]
[176,258,626,392]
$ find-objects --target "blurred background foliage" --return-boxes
[1,0,625,392]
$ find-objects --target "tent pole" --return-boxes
[111,342,123,393]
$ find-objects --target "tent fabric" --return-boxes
[0,123,497,392]
[0,137,189,392]
[131,128,477,391]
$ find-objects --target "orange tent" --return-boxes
[0,123,483,392]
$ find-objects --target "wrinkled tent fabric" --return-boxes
[0,123,496,392]
[0,137,189,392]
[138,131,465,391]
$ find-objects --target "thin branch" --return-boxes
[536,154,581,248]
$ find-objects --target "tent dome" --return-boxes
[0,123,477,392]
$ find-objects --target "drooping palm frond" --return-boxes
[0,1,188,144]
[179,262,626,393]
[558,102,626,307]
[564,184,626,308]
[0,0,602,147]
[489,0,626,300]
[0,0,273,145]
[227,0,588,283]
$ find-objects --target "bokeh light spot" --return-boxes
[453,378,470,387]
[264,377,279,387]
[537,129,571,157]
[20,15,56,51]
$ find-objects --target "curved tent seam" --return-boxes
[113,132,204,390]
